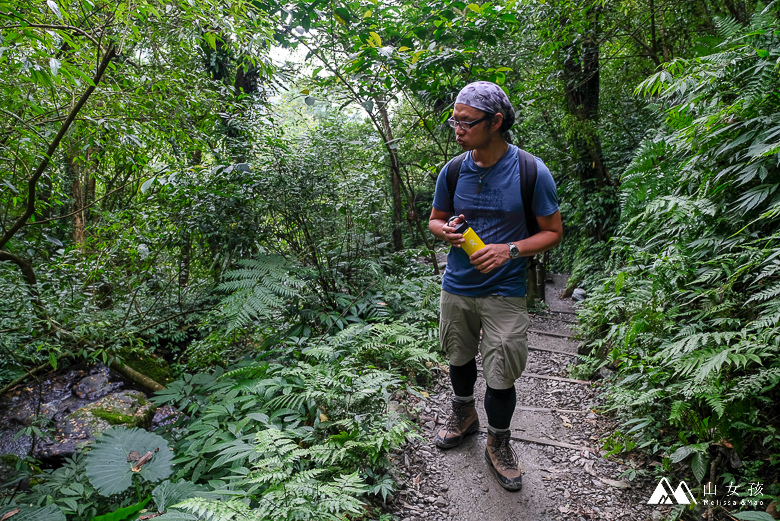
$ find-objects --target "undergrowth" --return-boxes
[577,7,780,517]
[2,260,442,519]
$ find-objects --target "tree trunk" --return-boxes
[377,99,404,251]
[85,163,97,222]
[560,5,617,242]
[110,361,166,392]
[723,0,747,23]
[66,145,100,247]
[179,233,191,288]
[66,150,86,246]
[399,165,440,274]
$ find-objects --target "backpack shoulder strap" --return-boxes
[446,152,468,216]
[517,148,539,236]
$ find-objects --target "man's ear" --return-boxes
[492,113,504,133]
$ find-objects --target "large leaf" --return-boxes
[152,480,204,512]
[732,512,775,521]
[691,452,708,483]
[0,505,65,521]
[670,445,692,463]
[86,427,174,496]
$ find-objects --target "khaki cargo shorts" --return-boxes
[439,289,529,389]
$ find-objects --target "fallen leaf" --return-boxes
[1,508,20,521]
[599,477,631,489]
[131,450,154,472]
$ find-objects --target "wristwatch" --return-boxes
[507,242,520,259]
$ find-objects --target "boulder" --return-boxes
[572,288,587,302]
[74,364,122,400]
[597,366,615,380]
[37,390,155,460]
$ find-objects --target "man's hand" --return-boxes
[440,214,466,248]
[470,243,510,273]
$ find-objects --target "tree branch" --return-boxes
[26,170,157,226]
[0,21,101,47]
[0,44,116,250]
[0,250,38,297]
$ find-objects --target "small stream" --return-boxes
[1,364,128,462]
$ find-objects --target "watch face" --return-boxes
[508,243,519,259]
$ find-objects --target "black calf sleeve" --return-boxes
[484,385,517,430]
[449,359,478,398]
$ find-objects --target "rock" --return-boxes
[37,390,155,460]
[388,400,410,420]
[5,400,60,427]
[572,288,587,301]
[151,405,182,430]
[74,364,121,400]
[650,510,665,521]
[597,366,615,380]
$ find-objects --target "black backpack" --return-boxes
[445,147,540,237]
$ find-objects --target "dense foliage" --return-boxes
[577,5,780,517]
[6,287,440,519]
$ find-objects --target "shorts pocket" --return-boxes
[492,334,527,387]
[439,319,477,366]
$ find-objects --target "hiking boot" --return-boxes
[434,399,479,449]
[485,429,523,491]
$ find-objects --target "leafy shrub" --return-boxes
[578,6,780,500]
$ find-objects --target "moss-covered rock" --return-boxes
[37,391,155,460]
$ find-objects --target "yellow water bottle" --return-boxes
[448,216,486,256]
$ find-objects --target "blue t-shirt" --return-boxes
[432,145,559,297]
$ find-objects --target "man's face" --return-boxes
[452,103,496,151]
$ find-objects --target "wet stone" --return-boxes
[37,390,155,460]
[74,364,121,400]
[151,404,182,429]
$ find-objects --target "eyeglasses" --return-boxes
[447,114,493,130]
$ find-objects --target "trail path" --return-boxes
[387,274,670,521]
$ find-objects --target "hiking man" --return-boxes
[428,81,562,491]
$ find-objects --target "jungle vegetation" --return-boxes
[0,0,778,518]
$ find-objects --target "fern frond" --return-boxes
[160,498,253,521]
[218,255,303,331]
[747,281,780,303]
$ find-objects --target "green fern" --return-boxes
[218,255,304,331]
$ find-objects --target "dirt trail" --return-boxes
[387,274,669,521]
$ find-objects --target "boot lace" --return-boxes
[444,403,467,433]
[492,434,518,470]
